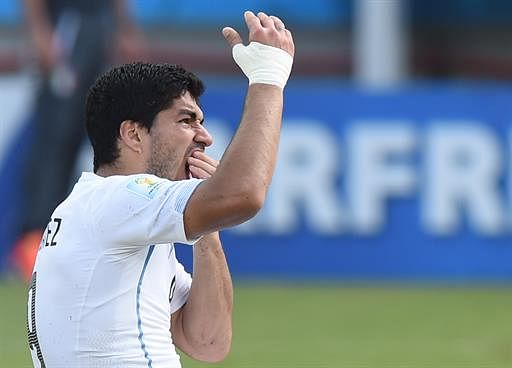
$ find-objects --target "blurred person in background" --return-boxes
[12,0,146,280]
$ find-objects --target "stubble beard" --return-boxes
[146,138,180,180]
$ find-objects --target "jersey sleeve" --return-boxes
[169,261,192,314]
[91,174,203,247]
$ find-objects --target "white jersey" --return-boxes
[27,172,203,368]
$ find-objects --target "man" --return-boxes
[27,11,294,367]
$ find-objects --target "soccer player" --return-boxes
[26,11,294,368]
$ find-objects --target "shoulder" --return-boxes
[87,173,203,216]
[123,174,170,200]
[85,173,170,201]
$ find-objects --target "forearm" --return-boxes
[183,11,293,239]
[184,84,283,236]
[23,0,53,42]
[176,233,233,362]
[209,84,282,203]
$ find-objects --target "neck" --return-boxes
[96,162,146,177]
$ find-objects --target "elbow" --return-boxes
[215,343,232,363]
[241,189,265,218]
[200,340,232,363]
[229,188,265,225]
[189,334,232,363]
[215,181,266,225]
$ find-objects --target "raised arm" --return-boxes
[184,11,295,239]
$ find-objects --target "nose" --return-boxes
[194,124,213,147]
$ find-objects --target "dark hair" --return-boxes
[85,62,205,172]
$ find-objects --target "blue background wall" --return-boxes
[176,81,512,280]
[2,80,512,280]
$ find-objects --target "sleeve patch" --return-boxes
[126,176,167,200]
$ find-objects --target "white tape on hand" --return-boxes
[232,42,293,89]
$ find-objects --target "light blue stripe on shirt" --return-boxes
[136,245,155,368]
[175,179,203,214]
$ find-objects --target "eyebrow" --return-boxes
[178,109,204,124]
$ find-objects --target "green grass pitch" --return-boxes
[2,278,512,367]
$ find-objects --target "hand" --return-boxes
[222,11,294,58]
[187,153,222,242]
[187,151,219,179]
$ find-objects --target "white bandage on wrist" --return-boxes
[232,42,293,89]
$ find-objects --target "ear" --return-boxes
[119,120,146,154]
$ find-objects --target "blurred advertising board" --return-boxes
[2,78,512,280]
[185,80,512,280]
[0,0,346,25]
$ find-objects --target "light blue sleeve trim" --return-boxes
[174,179,203,214]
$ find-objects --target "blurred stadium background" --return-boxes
[1,0,512,366]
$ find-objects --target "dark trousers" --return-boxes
[22,12,111,231]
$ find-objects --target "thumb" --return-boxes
[222,27,243,48]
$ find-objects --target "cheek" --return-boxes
[151,127,193,159]
[172,129,195,152]
[152,135,182,164]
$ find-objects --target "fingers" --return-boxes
[244,10,261,31]
[188,152,219,179]
[244,11,286,33]
[270,15,285,31]
[224,11,294,57]
[189,165,211,179]
[222,27,243,48]
[257,12,275,29]
[192,151,219,167]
